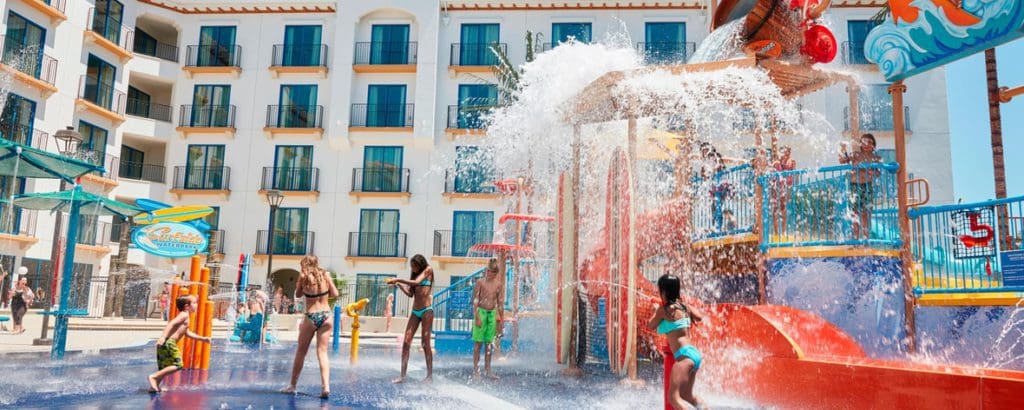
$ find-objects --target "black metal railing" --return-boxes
[178,104,236,128]
[133,38,178,62]
[444,168,497,194]
[74,151,119,180]
[351,168,410,193]
[450,43,506,66]
[41,0,67,14]
[842,41,871,65]
[271,44,328,67]
[0,124,49,150]
[348,232,407,258]
[209,229,226,254]
[446,105,492,129]
[637,41,696,64]
[349,104,414,127]
[78,75,127,114]
[126,99,173,122]
[172,166,231,190]
[88,7,133,50]
[433,229,495,257]
[265,105,323,128]
[184,44,242,67]
[261,167,319,192]
[257,230,315,255]
[1,36,58,85]
[0,209,37,237]
[353,42,417,65]
[118,161,165,183]
[109,220,127,243]
[844,106,911,132]
[75,220,112,246]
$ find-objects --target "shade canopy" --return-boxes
[13,186,141,218]
[0,139,104,182]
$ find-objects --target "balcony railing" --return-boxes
[1,36,58,86]
[0,124,49,150]
[444,168,497,194]
[172,166,231,190]
[844,106,911,132]
[637,41,696,64]
[133,37,178,62]
[41,0,67,14]
[433,229,495,257]
[261,167,320,192]
[0,209,37,237]
[354,42,417,65]
[87,8,133,51]
[450,43,506,66]
[842,41,871,65]
[209,229,226,254]
[109,220,129,243]
[178,105,237,128]
[351,168,410,193]
[256,230,315,255]
[265,105,323,128]
[72,151,119,180]
[446,105,492,130]
[350,104,414,128]
[78,75,127,114]
[271,44,328,67]
[348,232,407,258]
[76,220,112,246]
[126,99,173,122]
[118,161,165,183]
[691,164,757,240]
[184,44,242,67]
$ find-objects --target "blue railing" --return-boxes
[759,162,901,248]
[909,196,1024,294]
[432,265,514,335]
[691,164,757,240]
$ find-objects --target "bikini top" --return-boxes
[419,279,432,287]
[656,303,691,335]
[303,289,329,298]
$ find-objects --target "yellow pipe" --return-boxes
[345,298,369,365]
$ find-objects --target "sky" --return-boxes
[946,39,1024,202]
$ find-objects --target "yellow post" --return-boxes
[345,298,369,365]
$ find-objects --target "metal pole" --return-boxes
[564,124,584,377]
[261,205,277,347]
[51,186,83,359]
[35,180,67,345]
[889,81,916,353]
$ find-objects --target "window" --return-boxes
[3,12,46,78]
[77,121,108,162]
[552,23,592,44]
[197,26,237,66]
[271,208,309,255]
[358,209,400,257]
[457,84,497,129]
[203,206,220,231]
[355,274,397,316]
[454,146,494,193]
[452,211,493,257]
[1,93,36,145]
[644,22,686,63]
[134,28,157,55]
[846,20,879,64]
[91,0,124,45]
[278,85,318,128]
[370,25,410,64]
[366,85,407,127]
[184,144,225,189]
[0,176,25,233]
[191,85,231,127]
[459,24,499,65]
[282,25,322,66]
[273,145,314,190]
[119,145,144,180]
[857,85,894,131]
[84,54,116,109]
[362,146,403,192]
[126,86,151,118]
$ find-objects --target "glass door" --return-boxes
[198,26,237,66]
[271,208,309,255]
[278,85,317,128]
[457,84,497,129]
[366,85,406,127]
[370,25,410,64]
[459,24,499,65]
[283,25,322,66]
[362,146,403,192]
[358,209,400,257]
[3,12,46,78]
[644,22,686,63]
[1,94,36,146]
[191,85,231,127]
[92,0,124,45]
[454,146,494,193]
[85,55,116,109]
[452,211,494,257]
[273,145,313,190]
[184,144,225,189]
[552,23,592,44]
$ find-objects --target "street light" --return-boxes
[53,126,83,157]
[260,189,284,347]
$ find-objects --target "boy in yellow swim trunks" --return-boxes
[148,295,211,392]
[472,255,506,380]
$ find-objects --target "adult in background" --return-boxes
[11,276,34,334]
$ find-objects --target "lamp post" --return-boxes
[35,127,82,346]
[261,190,284,346]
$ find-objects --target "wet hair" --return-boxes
[175,295,193,310]
[860,133,876,146]
[487,258,500,272]
[657,274,682,305]
[300,255,329,294]
[410,254,429,278]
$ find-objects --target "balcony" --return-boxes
[270,44,328,77]
[133,38,178,62]
[442,168,500,201]
[349,167,410,203]
[0,36,59,96]
[349,104,414,132]
[75,75,127,124]
[84,8,133,61]
[183,44,242,77]
[842,41,873,66]
[844,106,911,135]
[449,43,505,74]
[263,105,324,139]
[18,0,67,24]
[118,160,165,183]
[353,42,417,73]
[346,232,407,264]
[170,165,231,199]
[76,151,119,189]
[209,229,226,255]
[0,124,50,150]
[432,229,494,267]
[176,105,237,138]
[74,220,113,256]
[126,99,173,122]
[445,105,490,137]
[637,42,696,65]
[256,230,315,256]
[260,167,320,200]
[0,209,39,249]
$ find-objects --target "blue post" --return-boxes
[51,186,83,360]
[332,304,341,353]
[238,254,250,304]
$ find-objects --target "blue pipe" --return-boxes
[238,254,250,304]
[332,305,341,353]
[51,186,83,360]
[909,195,1024,217]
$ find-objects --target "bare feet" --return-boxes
[320,390,330,399]
[484,371,499,380]
[472,370,481,381]
[392,377,406,384]
[147,376,160,393]
[280,386,296,394]
[423,375,433,383]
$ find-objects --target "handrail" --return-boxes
[906,178,930,207]
[909,194,1024,218]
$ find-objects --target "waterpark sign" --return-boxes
[132,222,209,258]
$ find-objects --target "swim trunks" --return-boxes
[157,339,183,370]
[472,307,497,343]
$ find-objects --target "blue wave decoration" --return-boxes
[866,0,1024,81]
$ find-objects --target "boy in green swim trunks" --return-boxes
[472,255,506,379]
[148,295,211,392]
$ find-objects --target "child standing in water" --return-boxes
[386,254,435,383]
[148,295,211,392]
[472,255,506,379]
[647,274,705,409]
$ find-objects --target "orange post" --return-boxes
[197,267,211,370]
[169,284,181,319]
[183,256,202,368]
[201,306,213,370]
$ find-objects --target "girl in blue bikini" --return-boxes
[282,255,339,398]
[647,273,705,409]
[387,254,435,383]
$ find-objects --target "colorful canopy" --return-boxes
[0,139,103,181]
[12,186,141,217]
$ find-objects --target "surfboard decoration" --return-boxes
[134,205,214,225]
[605,148,635,376]
[556,172,577,365]
[134,199,212,231]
